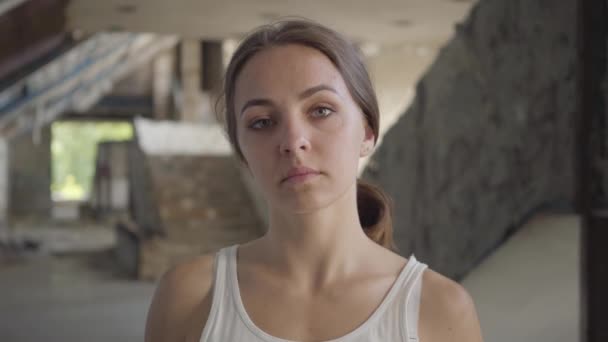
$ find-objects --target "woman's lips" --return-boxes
[282,166,320,183]
[282,172,320,185]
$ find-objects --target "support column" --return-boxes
[579,0,608,341]
[201,40,223,95]
[152,48,174,120]
[200,40,223,124]
[178,40,203,122]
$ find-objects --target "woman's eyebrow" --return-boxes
[298,84,339,100]
[240,99,274,116]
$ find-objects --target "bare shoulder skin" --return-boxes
[144,253,216,342]
[144,248,483,342]
[419,269,484,342]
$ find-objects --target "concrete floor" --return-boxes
[0,222,156,342]
[0,214,580,341]
[0,254,155,342]
[462,214,580,342]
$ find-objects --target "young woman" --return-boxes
[145,19,483,342]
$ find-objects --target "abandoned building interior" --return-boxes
[0,0,605,341]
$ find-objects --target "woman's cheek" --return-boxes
[237,132,258,164]
[240,133,273,171]
[317,112,344,133]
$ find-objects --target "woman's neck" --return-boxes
[249,184,378,292]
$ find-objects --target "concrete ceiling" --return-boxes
[67,0,475,46]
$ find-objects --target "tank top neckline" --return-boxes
[225,244,419,342]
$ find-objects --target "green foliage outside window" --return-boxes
[51,121,133,201]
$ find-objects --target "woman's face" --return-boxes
[234,44,375,213]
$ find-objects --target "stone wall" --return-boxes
[363,0,577,279]
[126,154,264,280]
[147,155,264,243]
[8,126,52,220]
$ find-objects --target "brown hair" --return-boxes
[217,19,397,252]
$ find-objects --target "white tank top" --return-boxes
[200,244,428,342]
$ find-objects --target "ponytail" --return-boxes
[357,179,398,252]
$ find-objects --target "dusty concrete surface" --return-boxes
[0,221,156,342]
[0,253,155,342]
[3,220,116,254]
[462,214,580,342]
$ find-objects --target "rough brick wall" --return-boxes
[149,155,264,244]
[125,147,264,280]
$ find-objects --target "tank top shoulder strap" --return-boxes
[199,245,232,341]
[401,255,428,341]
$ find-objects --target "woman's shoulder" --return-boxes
[157,251,218,299]
[144,251,219,342]
[418,268,483,341]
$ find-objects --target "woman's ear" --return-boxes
[360,122,375,158]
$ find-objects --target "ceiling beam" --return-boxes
[66,0,474,45]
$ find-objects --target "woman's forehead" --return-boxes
[234,44,348,101]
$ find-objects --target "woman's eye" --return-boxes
[249,118,273,129]
[312,106,334,118]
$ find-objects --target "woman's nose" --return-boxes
[279,119,311,155]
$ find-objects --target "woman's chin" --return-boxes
[273,196,329,215]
